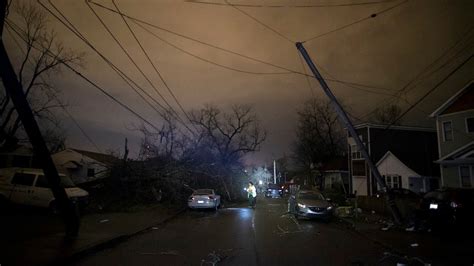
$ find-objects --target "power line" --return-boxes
[385,54,473,130]
[200,0,402,96]
[40,0,168,119]
[111,0,198,133]
[358,26,474,121]
[4,26,102,153]
[89,0,395,94]
[132,19,393,96]
[5,20,162,133]
[131,20,288,75]
[224,0,293,43]
[186,0,399,8]
[39,0,194,136]
[222,0,398,98]
[84,1,195,135]
[302,0,408,43]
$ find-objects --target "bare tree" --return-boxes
[190,104,266,163]
[1,1,84,149]
[138,110,185,160]
[372,104,402,125]
[188,104,266,200]
[293,98,345,185]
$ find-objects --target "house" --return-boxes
[52,148,118,184]
[376,151,439,193]
[348,123,439,196]
[321,156,349,193]
[430,80,474,188]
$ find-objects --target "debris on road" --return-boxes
[160,250,180,256]
[410,243,419,247]
[99,219,109,223]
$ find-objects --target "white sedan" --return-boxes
[188,189,221,210]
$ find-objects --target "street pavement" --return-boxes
[0,205,182,266]
[73,196,389,266]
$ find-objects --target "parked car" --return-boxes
[0,168,89,211]
[281,183,294,195]
[265,183,283,198]
[419,188,474,231]
[188,189,221,210]
[289,190,334,221]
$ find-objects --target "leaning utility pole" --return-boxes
[0,0,79,236]
[296,42,402,225]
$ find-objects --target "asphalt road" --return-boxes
[73,196,388,266]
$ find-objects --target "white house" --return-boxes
[52,149,117,184]
[376,151,439,193]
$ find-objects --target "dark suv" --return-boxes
[419,188,474,231]
[265,183,283,198]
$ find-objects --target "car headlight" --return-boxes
[297,203,306,208]
[327,206,333,210]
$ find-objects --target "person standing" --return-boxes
[247,182,257,208]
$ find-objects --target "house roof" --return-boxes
[435,141,474,165]
[70,149,118,165]
[430,80,474,117]
[377,150,439,177]
[376,151,419,176]
[353,123,434,132]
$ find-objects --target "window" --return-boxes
[384,175,401,189]
[442,121,453,141]
[352,160,366,176]
[459,166,472,188]
[466,117,474,133]
[351,144,362,159]
[87,168,95,177]
[35,175,50,188]
[11,173,36,186]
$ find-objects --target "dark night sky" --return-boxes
[5,0,474,164]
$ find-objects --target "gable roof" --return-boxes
[353,123,434,132]
[430,80,474,117]
[377,150,440,177]
[71,149,118,165]
[376,150,419,176]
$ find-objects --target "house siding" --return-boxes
[52,149,110,184]
[348,124,438,196]
[437,110,474,158]
[441,166,461,187]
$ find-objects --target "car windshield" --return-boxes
[299,192,325,200]
[194,189,213,195]
[267,184,280,189]
[424,191,447,200]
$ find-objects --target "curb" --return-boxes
[50,208,186,266]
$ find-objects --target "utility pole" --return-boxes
[273,160,277,184]
[0,0,79,236]
[296,42,402,225]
